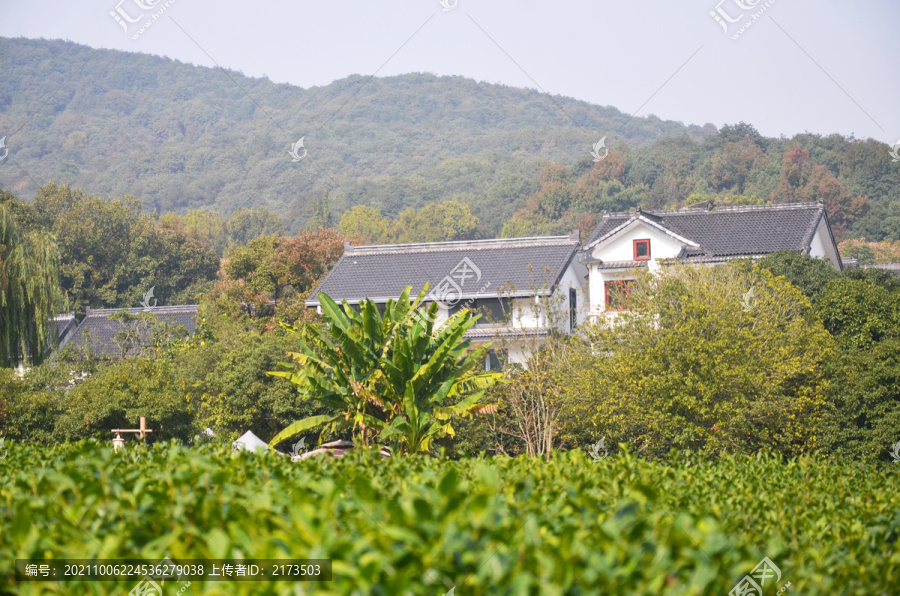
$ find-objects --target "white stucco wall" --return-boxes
[807,218,842,270]
[553,259,590,333]
[588,221,685,263]
[587,220,689,315]
[466,255,587,367]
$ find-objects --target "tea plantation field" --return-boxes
[1,441,898,595]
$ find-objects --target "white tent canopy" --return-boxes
[232,430,269,454]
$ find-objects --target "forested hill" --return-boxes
[0,37,711,232]
[2,37,899,241]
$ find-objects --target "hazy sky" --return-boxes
[1,0,897,144]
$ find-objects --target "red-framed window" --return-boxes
[604,280,634,310]
[633,239,651,261]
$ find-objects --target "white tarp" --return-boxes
[232,430,269,454]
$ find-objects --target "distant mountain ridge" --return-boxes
[0,37,714,232]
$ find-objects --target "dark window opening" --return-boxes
[569,288,577,330]
[485,349,503,371]
[452,298,509,326]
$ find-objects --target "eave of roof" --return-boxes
[343,235,577,255]
[591,260,651,271]
[83,305,199,316]
[464,327,550,340]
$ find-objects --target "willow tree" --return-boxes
[0,204,62,367]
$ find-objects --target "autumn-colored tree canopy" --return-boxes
[771,147,869,240]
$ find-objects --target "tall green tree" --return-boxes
[268,286,502,454]
[0,205,62,366]
[27,183,218,312]
[813,275,900,460]
[306,193,333,231]
[388,201,479,243]
[560,262,834,457]
[755,250,839,302]
[160,209,229,256]
[338,205,389,244]
[226,206,284,246]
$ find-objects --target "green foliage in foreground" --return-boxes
[269,287,502,453]
[2,441,898,595]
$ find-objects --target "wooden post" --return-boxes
[111,417,154,442]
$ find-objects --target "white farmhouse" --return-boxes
[307,201,842,366]
[578,201,842,316]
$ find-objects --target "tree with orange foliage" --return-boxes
[217,228,355,324]
[771,147,868,241]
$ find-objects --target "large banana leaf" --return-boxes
[268,284,504,453]
[268,414,349,447]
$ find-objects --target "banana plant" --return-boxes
[267,285,503,453]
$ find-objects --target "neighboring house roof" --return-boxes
[583,202,837,262]
[860,263,900,276]
[307,235,580,306]
[56,305,199,358]
[50,312,77,348]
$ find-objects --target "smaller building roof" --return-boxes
[307,235,580,306]
[860,263,900,277]
[57,305,199,358]
[50,312,77,348]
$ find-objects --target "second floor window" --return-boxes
[633,239,650,261]
[451,298,509,326]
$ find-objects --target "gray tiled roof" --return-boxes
[584,202,831,258]
[307,236,580,305]
[57,305,199,358]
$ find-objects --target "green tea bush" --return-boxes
[1,441,898,595]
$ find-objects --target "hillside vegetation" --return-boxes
[4,37,898,242]
[0,37,708,234]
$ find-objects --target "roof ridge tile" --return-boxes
[346,235,576,255]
